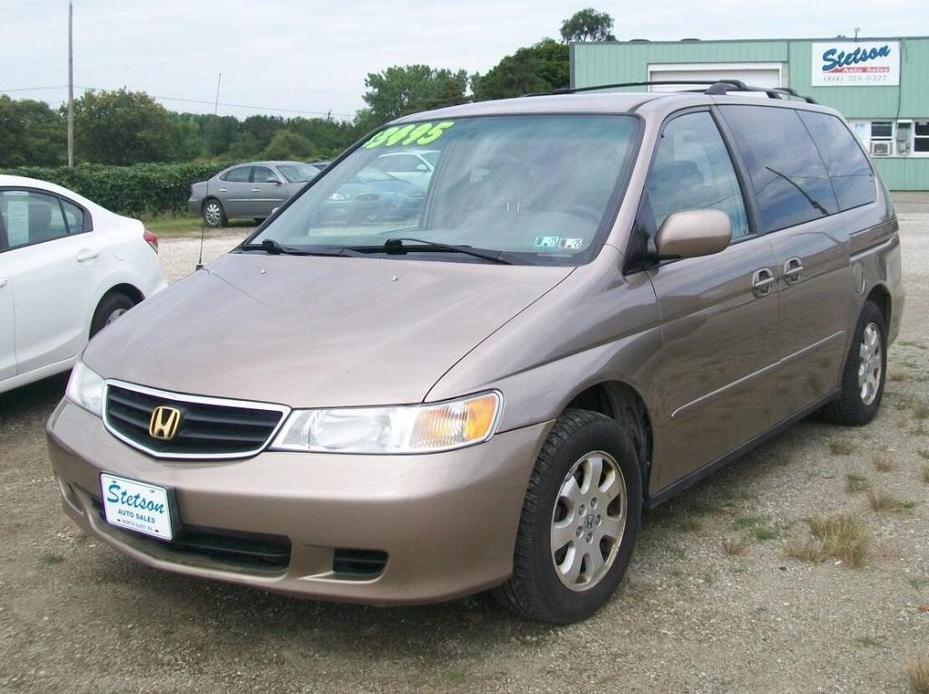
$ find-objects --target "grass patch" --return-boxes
[868,490,917,513]
[889,371,907,382]
[733,516,779,542]
[846,473,871,494]
[445,670,467,685]
[678,518,704,533]
[922,464,929,485]
[919,450,929,461]
[38,552,65,566]
[907,656,929,694]
[785,513,871,568]
[914,403,929,421]
[140,213,254,237]
[873,453,895,473]
[852,634,886,648]
[722,536,749,556]
[830,440,855,456]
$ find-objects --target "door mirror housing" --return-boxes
[654,209,731,260]
[266,176,282,184]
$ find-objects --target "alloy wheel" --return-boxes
[858,322,882,406]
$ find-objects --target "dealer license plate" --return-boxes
[100,473,174,541]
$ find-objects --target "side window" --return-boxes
[644,111,751,240]
[252,166,277,183]
[60,198,87,233]
[0,190,69,249]
[221,167,252,183]
[720,106,839,233]
[797,111,876,211]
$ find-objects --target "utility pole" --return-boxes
[67,0,74,168]
[213,73,222,115]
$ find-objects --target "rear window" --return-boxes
[797,111,876,211]
[720,106,838,233]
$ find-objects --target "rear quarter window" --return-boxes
[797,111,876,211]
[720,105,839,233]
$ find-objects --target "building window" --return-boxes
[915,121,929,153]
[869,121,893,156]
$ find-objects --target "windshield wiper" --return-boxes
[375,237,514,265]
[765,166,829,216]
[238,239,341,256]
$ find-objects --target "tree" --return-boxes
[560,8,616,43]
[73,88,177,164]
[472,39,569,101]
[357,65,469,130]
[0,96,66,167]
[263,130,313,160]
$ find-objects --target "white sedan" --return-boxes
[0,175,166,395]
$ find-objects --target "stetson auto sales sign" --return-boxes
[811,41,900,86]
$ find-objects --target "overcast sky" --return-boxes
[1,0,924,120]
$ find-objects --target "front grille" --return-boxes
[104,383,286,458]
[92,499,290,574]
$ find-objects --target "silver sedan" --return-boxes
[188,161,321,227]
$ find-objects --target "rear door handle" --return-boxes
[783,256,804,284]
[251,188,261,192]
[218,188,228,192]
[751,267,776,297]
[76,249,99,263]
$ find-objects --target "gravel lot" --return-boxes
[1,213,927,693]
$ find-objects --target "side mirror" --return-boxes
[266,176,282,184]
[415,163,429,172]
[654,209,731,260]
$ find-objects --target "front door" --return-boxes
[217,165,254,217]
[249,165,287,218]
[641,110,781,490]
[0,254,14,381]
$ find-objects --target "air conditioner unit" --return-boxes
[870,141,892,156]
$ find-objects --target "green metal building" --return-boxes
[571,36,929,190]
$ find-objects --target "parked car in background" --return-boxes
[310,161,331,170]
[371,150,438,189]
[315,167,425,226]
[188,161,322,227]
[0,175,165,395]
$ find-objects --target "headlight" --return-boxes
[66,360,105,417]
[271,391,502,454]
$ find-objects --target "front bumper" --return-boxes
[47,399,549,605]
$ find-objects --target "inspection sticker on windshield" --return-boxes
[364,121,454,149]
[533,236,584,250]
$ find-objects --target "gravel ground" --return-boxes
[1,214,927,693]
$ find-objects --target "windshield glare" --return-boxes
[254,115,640,264]
[278,163,319,183]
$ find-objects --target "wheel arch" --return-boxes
[562,381,654,497]
[865,283,892,329]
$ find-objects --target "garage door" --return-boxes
[647,64,782,92]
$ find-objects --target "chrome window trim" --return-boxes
[102,379,291,460]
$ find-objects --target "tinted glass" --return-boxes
[253,166,276,183]
[798,111,875,211]
[871,122,893,138]
[253,115,640,266]
[644,111,750,240]
[222,167,251,183]
[0,190,69,248]
[60,198,86,232]
[721,106,838,232]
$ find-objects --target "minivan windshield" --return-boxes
[249,115,640,265]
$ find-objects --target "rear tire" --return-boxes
[90,291,136,338]
[202,199,226,228]
[493,409,642,624]
[821,301,886,425]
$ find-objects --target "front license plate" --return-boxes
[100,473,174,541]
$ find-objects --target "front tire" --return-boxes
[202,199,226,228]
[494,409,642,623]
[90,291,136,338]
[821,300,887,425]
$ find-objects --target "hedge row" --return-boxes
[1,161,234,217]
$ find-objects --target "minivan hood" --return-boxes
[84,253,573,408]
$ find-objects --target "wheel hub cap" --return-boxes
[551,451,627,591]
[858,322,882,406]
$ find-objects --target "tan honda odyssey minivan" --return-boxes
[48,81,903,623]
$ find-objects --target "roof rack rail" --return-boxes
[525,79,817,104]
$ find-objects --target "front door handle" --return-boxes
[76,249,99,263]
[251,188,261,192]
[751,267,776,297]
[0,278,7,288]
[218,187,228,192]
[783,256,804,284]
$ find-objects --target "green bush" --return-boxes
[1,161,233,217]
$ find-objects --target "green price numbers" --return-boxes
[363,121,454,149]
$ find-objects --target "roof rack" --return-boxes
[525,79,817,104]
